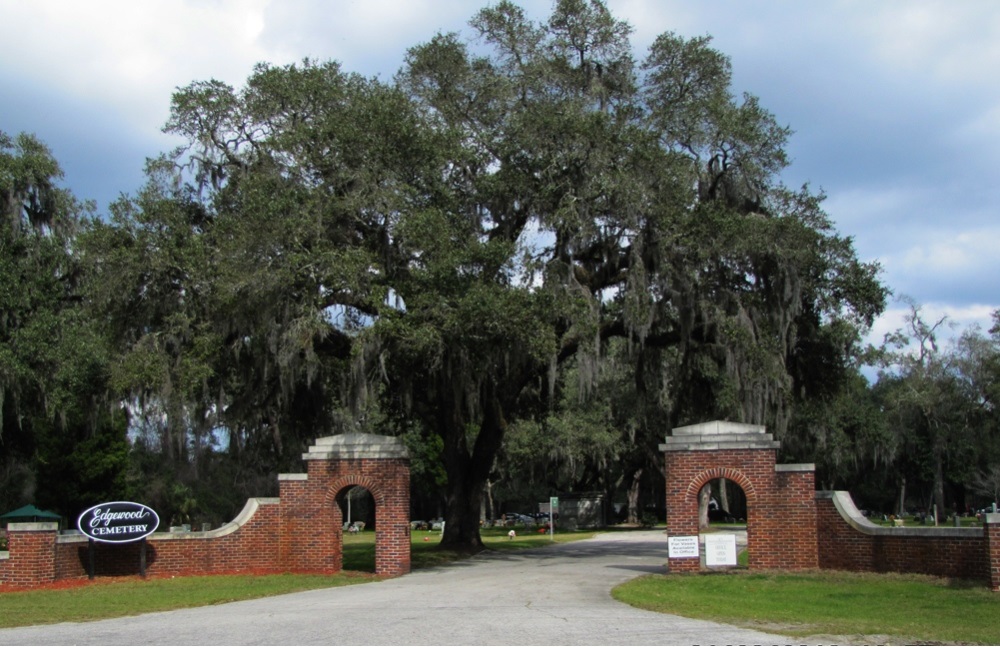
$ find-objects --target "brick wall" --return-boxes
[47,499,281,584]
[770,466,819,570]
[817,491,989,583]
[290,457,411,577]
[1,438,412,590]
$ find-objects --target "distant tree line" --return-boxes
[2,1,997,546]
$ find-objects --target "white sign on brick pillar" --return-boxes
[704,533,737,566]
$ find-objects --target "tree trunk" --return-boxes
[438,384,507,550]
[933,448,946,523]
[626,468,643,524]
[483,479,494,523]
[698,484,711,530]
[897,476,907,517]
[441,476,486,549]
[718,477,730,512]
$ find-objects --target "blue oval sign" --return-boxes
[77,501,160,543]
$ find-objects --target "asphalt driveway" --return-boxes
[0,530,791,645]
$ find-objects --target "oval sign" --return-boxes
[77,501,160,543]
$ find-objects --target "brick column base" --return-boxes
[3,522,58,589]
[986,513,1000,592]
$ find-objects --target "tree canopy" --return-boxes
[75,0,881,546]
[37,2,1000,547]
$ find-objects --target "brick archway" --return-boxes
[325,474,404,576]
[684,467,758,504]
[278,434,411,577]
[326,475,386,508]
[661,421,817,573]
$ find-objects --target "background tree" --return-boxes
[873,300,980,519]
[78,65,420,524]
[0,131,128,518]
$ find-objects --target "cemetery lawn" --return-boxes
[612,570,1000,645]
[0,528,592,628]
[0,573,366,628]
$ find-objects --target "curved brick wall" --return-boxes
[1,433,411,589]
[817,491,990,583]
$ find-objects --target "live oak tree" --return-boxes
[392,0,883,545]
[103,0,884,547]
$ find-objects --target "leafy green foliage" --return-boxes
[0,130,127,518]
[69,0,885,544]
[3,1,894,541]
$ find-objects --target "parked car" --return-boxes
[501,513,534,525]
[708,508,736,523]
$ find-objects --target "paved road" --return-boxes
[0,530,791,645]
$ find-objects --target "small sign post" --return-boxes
[549,496,558,539]
[88,538,96,580]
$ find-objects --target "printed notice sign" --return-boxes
[668,535,700,558]
[704,533,737,566]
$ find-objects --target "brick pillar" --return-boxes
[771,465,818,569]
[664,450,704,574]
[374,458,411,577]
[4,522,58,588]
[986,513,1000,592]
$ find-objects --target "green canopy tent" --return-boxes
[0,504,62,527]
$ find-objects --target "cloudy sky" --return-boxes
[2,0,998,347]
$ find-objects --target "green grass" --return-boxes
[0,527,593,629]
[0,573,366,628]
[612,569,1000,645]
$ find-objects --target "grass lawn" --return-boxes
[0,526,592,629]
[612,569,1000,645]
[0,573,367,629]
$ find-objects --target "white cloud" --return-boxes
[896,228,1000,274]
[0,0,275,134]
[861,2,1000,87]
[956,100,1000,142]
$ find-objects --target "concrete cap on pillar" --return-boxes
[659,420,780,452]
[303,433,409,460]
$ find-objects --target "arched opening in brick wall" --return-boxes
[326,475,387,574]
[688,468,756,568]
[338,485,376,531]
[700,477,748,525]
